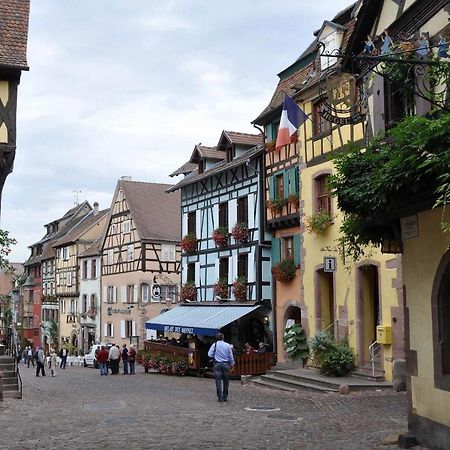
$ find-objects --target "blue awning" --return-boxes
[145,304,260,336]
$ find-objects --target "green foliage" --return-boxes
[48,320,59,349]
[310,332,354,377]
[282,324,309,361]
[329,114,450,260]
[137,350,188,376]
[0,230,17,272]
[305,211,334,236]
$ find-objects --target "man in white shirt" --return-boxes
[108,344,120,375]
[208,333,235,402]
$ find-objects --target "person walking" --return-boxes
[59,346,68,369]
[49,349,57,377]
[108,344,120,375]
[27,347,34,368]
[128,344,136,375]
[207,333,235,402]
[35,347,46,377]
[121,344,129,375]
[97,345,109,376]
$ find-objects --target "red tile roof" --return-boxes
[0,0,30,70]
[120,181,181,242]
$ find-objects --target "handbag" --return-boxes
[208,342,217,367]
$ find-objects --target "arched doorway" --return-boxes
[357,264,381,365]
[284,305,303,330]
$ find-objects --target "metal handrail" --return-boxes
[369,341,381,376]
[322,321,335,336]
[11,330,22,399]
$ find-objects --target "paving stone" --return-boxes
[0,365,429,449]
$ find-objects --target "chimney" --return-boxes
[93,202,99,216]
[121,176,132,181]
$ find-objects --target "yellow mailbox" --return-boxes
[376,325,392,345]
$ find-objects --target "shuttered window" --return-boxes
[219,202,228,228]
[316,175,332,214]
[272,238,281,266]
[237,196,248,225]
[237,254,248,279]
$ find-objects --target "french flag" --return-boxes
[275,94,308,150]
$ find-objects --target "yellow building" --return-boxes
[254,3,405,379]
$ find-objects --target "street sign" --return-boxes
[152,283,161,300]
[323,256,337,273]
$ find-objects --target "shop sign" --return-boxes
[107,307,131,316]
[323,256,337,273]
[164,325,194,334]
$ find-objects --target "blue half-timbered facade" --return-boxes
[168,131,274,345]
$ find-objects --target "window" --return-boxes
[127,284,136,303]
[67,272,73,287]
[219,258,229,281]
[82,260,88,279]
[282,236,294,259]
[275,173,284,199]
[316,174,332,214]
[127,244,134,261]
[107,249,114,265]
[141,284,149,303]
[123,220,131,234]
[90,294,96,311]
[110,224,117,234]
[160,285,178,303]
[219,202,228,228]
[91,259,97,278]
[198,159,204,174]
[105,323,114,338]
[313,99,332,137]
[125,320,135,338]
[107,286,115,303]
[70,299,76,314]
[187,263,195,283]
[161,243,176,262]
[62,247,69,260]
[187,211,196,236]
[56,273,60,286]
[237,196,248,225]
[237,254,248,279]
[82,295,88,313]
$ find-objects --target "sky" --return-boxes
[3,0,353,262]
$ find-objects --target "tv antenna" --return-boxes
[73,190,82,205]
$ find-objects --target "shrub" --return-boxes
[283,324,309,361]
[271,258,297,282]
[310,332,355,377]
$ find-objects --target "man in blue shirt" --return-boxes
[208,333,235,402]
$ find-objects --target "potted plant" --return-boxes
[231,223,249,243]
[213,279,229,300]
[268,198,287,215]
[212,226,229,247]
[288,193,300,209]
[180,281,197,302]
[265,141,276,151]
[180,233,198,253]
[272,258,297,282]
[283,323,309,366]
[232,276,247,301]
[305,211,334,236]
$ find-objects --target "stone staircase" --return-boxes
[251,367,392,393]
[0,355,21,399]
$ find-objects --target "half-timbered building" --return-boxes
[23,201,93,348]
[53,204,108,349]
[161,131,274,352]
[0,0,30,209]
[100,178,181,347]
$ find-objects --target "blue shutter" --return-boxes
[283,171,289,199]
[271,238,281,265]
[268,176,276,200]
[293,235,301,265]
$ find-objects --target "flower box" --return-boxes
[213,279,229,300]
[180,282,197,302]
[181,233,198,253]
[212,226,229,247]
[231,223,249,243]
[232,276,247,301]
[272,258,297,282]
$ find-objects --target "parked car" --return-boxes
[83,344,111,368]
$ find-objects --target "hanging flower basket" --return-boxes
[212,226,229,247]
[213,279,229,300]
[305,211,334,236]
[272,258,297,282]
[232,276,247,301]
[181,233,198,253]
[180,281,197,302]
[231,223,249,243]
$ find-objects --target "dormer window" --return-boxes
[198,159,204,174]
[318,22,345,71]
[226,146,235,163]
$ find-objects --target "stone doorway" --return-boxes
[315,269,335,336]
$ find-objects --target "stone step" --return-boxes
[0,370,15,378]
[1,377,18,388]
[267,370,339,390]
[351,368,385,382]
[258,373,338,393]
[2,390,21,399]
[251,377,298,392]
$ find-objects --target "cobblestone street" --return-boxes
[0,364,421,450]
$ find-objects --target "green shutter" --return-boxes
[293,235,301,265]
[294,167,299,194]
[268,176,276,200]
[283,171,290,199]
[272,238,281,265]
